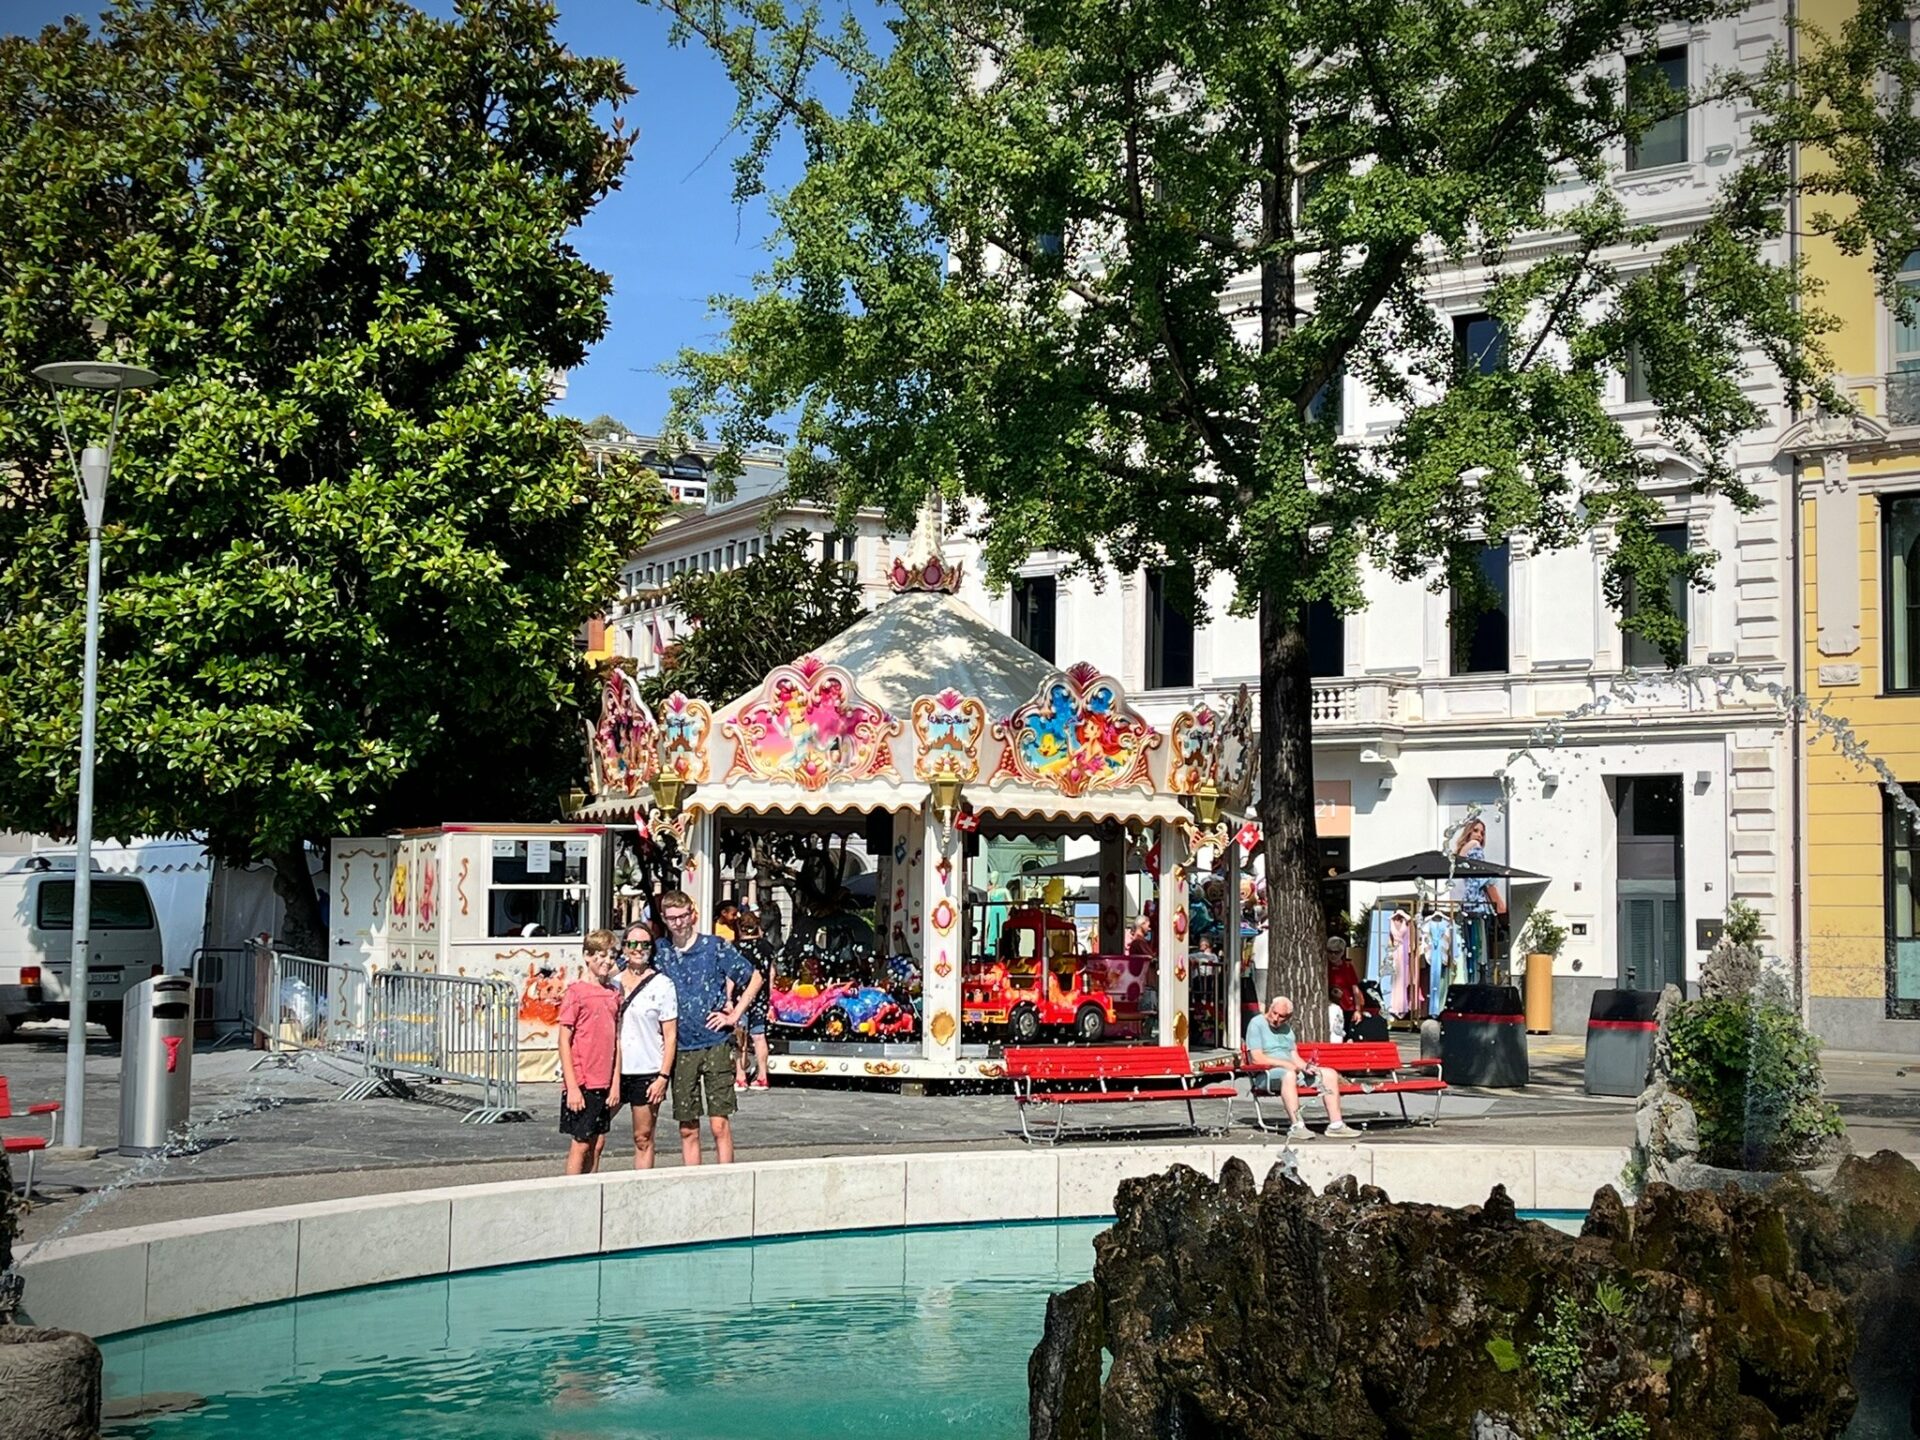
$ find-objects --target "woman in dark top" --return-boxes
[732,909,777,1090]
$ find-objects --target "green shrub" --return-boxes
[1518,907,1567,957]
[1666,996,1844,1170]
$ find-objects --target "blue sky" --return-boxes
[2,0,798,433]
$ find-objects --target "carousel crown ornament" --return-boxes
[888,492,964,594]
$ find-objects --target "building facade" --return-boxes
[605,5,1829,1036]
[1791,0,1920,1051]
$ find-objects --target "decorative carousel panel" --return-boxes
[657,690,714,783]
[589,668,659,798]
[910,689,988,782]
[1168,682,1254,802]
[722,655,903,791]
[988,662,1160,798]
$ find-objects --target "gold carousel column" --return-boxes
[1156,819,1191,1050]
[922,800,964,1068]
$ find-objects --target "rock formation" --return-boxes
[0,1326,101,1440]
[1030,1153,1920,1440]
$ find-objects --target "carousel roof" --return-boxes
[581,503,1245,828]
[729,586,1057,723]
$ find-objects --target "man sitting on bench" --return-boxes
[1245,995,1356,1141]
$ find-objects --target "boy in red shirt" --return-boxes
[558,929,621,1174]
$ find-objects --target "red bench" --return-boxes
[1006,1045,1237,1144]
[1,1075,60,1199]
[1237,1040,1447,1132]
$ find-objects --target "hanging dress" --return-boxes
[1388,910,1413,1017]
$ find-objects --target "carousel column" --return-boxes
[683,809,716,919]
[1097,827,1126,954]
[921,804,964,1068]
[1156,820,1191,1050]
[1224,837,1244,1050]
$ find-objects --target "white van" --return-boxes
[0,856,164,1041]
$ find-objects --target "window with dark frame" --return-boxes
[1885,494,1920,692]
[1308,366,1344,433]
[1306,598,1345,678]
[1884,784,1920,1017]
[1624,337,1653,404]
[1012,575,1058,662]
[1449,541,1511,675]
[1453,312,1508,376]
[1145,568,1196,690]
[1627,46,1690,171]
[1623,524,1691,669]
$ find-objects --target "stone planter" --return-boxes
[0,1325,102,1440]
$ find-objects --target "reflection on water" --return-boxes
[101,1220,1107,1440]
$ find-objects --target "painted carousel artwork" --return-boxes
[990,663,1158,797]
[723,657,902,790]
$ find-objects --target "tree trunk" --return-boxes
[270,843,327,958]
[1258,590,1328,1042]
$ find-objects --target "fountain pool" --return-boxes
[101,1212,1587,1440]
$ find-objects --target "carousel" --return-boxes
[581,519,1255,1082]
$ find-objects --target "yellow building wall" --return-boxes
[1796,0,1920,1033]
[1800,443,1920,1013]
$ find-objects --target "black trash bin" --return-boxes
[1438,984,1529,1087]
[1584,990,1661,1097]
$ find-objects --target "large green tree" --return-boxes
[0,0,664,952]
[658,0,1919,1033]
[640,528,866,705]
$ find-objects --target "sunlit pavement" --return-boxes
[6,1023,1916,1242]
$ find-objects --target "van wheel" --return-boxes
[0,1013,14,1042]
[98,1008,123,1044]
[1073,1004,1106,1043]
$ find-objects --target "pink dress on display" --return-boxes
[1388,911,1413,1016]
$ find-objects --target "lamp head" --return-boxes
[652,771,687,817]
[1193,781,1222,829]
[929,769,963,818]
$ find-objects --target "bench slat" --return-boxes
[1022,1085,1237,1105]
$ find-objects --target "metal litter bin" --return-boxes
[1584,989,1661,1097]
[1438,983,1530,1087]
[120,974,194,1154]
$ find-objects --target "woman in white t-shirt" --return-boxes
[616,924,679,1169]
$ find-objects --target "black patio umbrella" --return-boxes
[1016,853,1150,879]
[1329,849,1546,883]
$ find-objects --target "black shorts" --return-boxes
[560,1086,613,1140]
[619,1072,663,1106]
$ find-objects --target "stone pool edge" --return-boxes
[19,1142,1632,1337]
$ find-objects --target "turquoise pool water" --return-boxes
[102,1212,1588,1440]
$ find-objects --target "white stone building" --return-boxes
[610,7,1799,1032]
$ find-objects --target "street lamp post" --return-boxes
[32,360,159,1151]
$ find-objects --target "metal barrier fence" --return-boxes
[352,969,527,1124]
[251,947,371,1070]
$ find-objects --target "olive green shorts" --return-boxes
[671,1043,738,1122]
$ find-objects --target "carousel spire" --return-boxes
[890,490,963,594]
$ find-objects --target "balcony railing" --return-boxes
[1889,369,1920,428]
[1310,678,1412,727]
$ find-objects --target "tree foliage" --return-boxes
[0,0,661,947]
[641,529,866,706]
[655,0,1920,1032]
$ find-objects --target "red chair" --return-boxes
[0,1075,60,1200]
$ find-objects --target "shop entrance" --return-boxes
[1614,775,1686,994]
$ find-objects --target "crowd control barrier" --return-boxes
[351,969,528,1124]
[251,946,371,1070]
